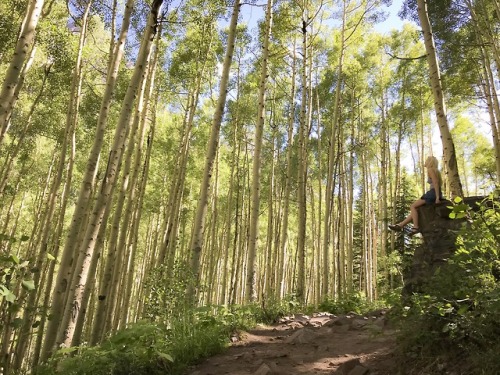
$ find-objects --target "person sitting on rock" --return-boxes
[389,155,444,236]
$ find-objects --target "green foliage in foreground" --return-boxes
[36,260,304,375]
[36,301,303,375]
[394,193,500,374]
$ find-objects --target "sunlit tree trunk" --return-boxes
[469,6,500,184]
[13,0,86,362]
[314,88,323,302]
[278,38,296,299]
[246,0,273,303]
[40,0,135,361]
[0,0,44,144]
[296,3,310,302]
[479,56,500,183]
[42,0,162,357]
[323,0,346,300]
[189,0,241,301]
[265,125,277,298]
[416,0,463,197]
[92,31,158,343]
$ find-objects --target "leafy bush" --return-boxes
[395,194,500,374]
[37,309,236,375]
[37,262,274,374]
[318,292,384,315]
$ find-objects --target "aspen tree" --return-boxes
[161,32,214,271]
[246,0,273,303]
[322,0,346,300]
[265,128,277,299]
[58,32,156,349]
[42,0,162,359]
[278,38,296,299]
[220,40,248,304]
[416,0,463,197]
[466,2,500,183]
[479,58,500,183]
[315,89,323,300]
[296,0,310,302]
[13,1,92,368]
[0,61,51,194]
[0,0,44,144]
[41,0,135,361]
[189,0,241,300]
[92,27,160,344]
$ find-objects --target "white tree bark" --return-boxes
[0,0,44,144]
[416,0,463,197]
[246,0,273,303]
[189,0,241,300]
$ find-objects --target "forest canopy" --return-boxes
[0,0,498,373]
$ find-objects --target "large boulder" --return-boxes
[402,196,486,296]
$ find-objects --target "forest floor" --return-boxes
[187,310,400,375]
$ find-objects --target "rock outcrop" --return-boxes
[403,196,486,296]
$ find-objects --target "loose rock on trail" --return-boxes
[188,311,398,375]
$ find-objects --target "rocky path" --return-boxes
[187,311,398,375]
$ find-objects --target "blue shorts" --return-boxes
[420,188,443,204]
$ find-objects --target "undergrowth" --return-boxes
[393,194,500,374]
[35,263,302,375]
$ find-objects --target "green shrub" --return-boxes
[395,194,500,374]
[318,292,383,315]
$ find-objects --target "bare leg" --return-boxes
[396,199,426,228]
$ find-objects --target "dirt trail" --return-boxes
[187,311,398,375]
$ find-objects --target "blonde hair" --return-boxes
[425,156,439,169]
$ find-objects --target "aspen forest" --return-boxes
[1,0,499,374]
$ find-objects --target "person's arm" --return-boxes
[428,168,441,203]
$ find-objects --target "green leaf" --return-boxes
[454,196,463,204]
[20,235,30,242]
[457,305,469,315]
[10,254,20,264]
[0,287,16,303]
[156,351,174,362]
[21,280,35,291]
[56,346,79,355]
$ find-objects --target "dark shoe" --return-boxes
[407,227,420,237]
[388,224,403,232]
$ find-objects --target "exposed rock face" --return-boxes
[403,196,486,297]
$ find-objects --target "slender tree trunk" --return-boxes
[480,58,500,183]
[40,0,135,361]
[189,0,241,301]
[0,0,44,144]
[322,0,346,300]
[296,5,310,302]
[93,44,157,344]
[416,0,463,197]
[42,0,161,358]
[278,38,296,299]
[246,0,273,303]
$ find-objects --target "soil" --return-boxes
[187,310,399,375]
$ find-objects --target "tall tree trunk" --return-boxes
[416,0,463,197]
[0,61,51,196]
[278,38,296,299]
[42,0,161,359]
[296,4,310,302]
[40,0,135,361]
[0,0,44,144]
[246,0,273,303]
[322,0,346,300]
[91,30,159,345]
[189,0,241,301]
